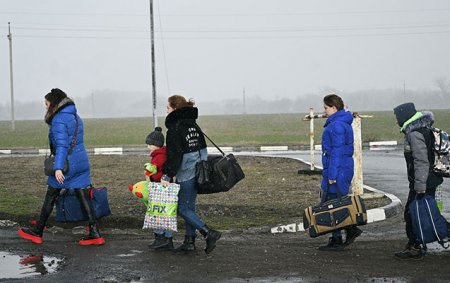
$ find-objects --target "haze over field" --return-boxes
[0,0,449,119]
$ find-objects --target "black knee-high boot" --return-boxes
[18,187,61,244]
[76,188,105,246]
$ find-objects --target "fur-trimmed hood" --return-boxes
[45,97,75,124]
[402,111,435,134]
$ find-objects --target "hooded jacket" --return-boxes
[401,111,443,192]
[148,146,166,182]
[321,110,354,195]
[162,107,207,180]
[46,99,91,189]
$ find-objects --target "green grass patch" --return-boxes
[1,110,449,148]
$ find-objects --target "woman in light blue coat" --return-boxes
[18,88,104,246]
[318,94,362,251]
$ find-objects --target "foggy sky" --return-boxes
[1,0,450,112]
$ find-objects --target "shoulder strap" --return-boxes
[68,113,79,155]
[194,123,225,156]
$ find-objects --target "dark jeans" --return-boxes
[404,187,436,244]
[177,177,205,237]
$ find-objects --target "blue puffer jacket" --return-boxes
[47,103,91,189]
[321,110,354,195]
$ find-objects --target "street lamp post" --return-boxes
[149,0,158,128]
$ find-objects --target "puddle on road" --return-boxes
[0,251,62,280]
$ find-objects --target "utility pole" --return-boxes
[7,22,15,131]
[242,87,246,114]
[91,92,95,118]
[149,0,158,128]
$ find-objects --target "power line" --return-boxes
[1,8,450,17]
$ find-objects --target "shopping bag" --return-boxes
[143,182,180,231]
[55,187,111,222]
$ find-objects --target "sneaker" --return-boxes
[318,236,344,251]
[79,236,106,246]
[149,234,165,249]
[343,226,362,247]
[394,244,424,260]
[153,237,174,251]
[18,228,43,244]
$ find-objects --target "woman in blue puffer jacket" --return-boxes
[318,94,362,251]
[18,88,104,246]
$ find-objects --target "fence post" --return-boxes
[309,108,315,171]
[351,115,363,195]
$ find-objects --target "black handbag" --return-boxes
[194,124,245,194]
[44,114,78,176]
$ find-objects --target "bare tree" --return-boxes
[434,76,450,97]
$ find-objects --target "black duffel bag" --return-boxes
[196,153,245,194]
[194,123,245,194]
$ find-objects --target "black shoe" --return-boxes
[318,236,344,251]
[394,244,424,260]
[154,237,174,251]
[343,226,362,247]
[175,236,196,252]
[203,227,222,255]
[149,234,165,249]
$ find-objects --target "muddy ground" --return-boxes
[2,155,450,282]
[0,155,388,231]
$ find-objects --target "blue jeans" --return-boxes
[177,177,205,236]
[154,229,172,238]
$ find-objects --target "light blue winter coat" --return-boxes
[321,110,354,195]
[47,103,91,189]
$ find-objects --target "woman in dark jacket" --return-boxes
[318,94,362,251]
[18,88,104,246]
[160,95,221,254]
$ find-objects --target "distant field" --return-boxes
[1,110,449,148]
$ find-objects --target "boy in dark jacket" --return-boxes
[393,102,444,260]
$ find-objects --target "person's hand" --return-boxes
[161,174,170,187]
[328,179,336,185]
[55,169,65,184]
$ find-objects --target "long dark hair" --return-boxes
[323,94,344,111]
[45,88,67,113]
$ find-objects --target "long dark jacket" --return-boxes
[162,107,207,178]
[401,111,443,192]
[46,99,91,189]
[321,110,354,195]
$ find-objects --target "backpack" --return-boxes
[429,127,450,177]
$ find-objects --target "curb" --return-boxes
[0,142,400,156]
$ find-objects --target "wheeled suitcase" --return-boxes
[303,194,367,238]
[409,195,449,250]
